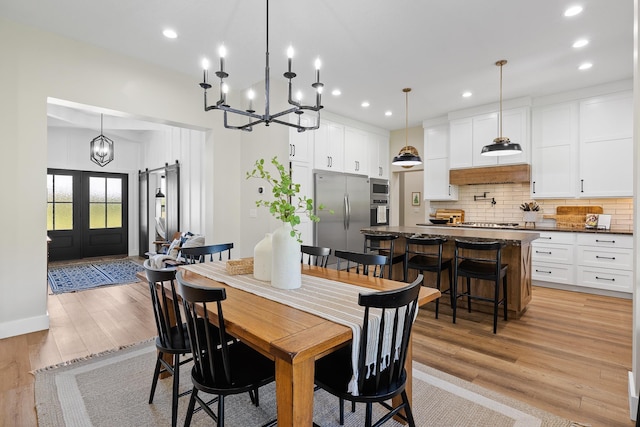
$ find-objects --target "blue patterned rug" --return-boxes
[47,260,144,294]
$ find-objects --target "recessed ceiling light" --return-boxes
[564,5,583,17]
[361,101,370,108]
[462,91,472,98]
[331,89,341,96]
[578,62,593,70]
[572,39,589,48]
[385,111,392,116]
[163,29,178,39]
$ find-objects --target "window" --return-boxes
[47,174,74,231]
[89,177,123,229]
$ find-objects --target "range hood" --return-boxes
[449,164,530,185]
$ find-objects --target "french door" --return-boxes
[47,169,128,261]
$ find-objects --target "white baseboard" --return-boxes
[629,371,637,421]
[0,312,50,339]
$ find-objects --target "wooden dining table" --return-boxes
[156,263,440,426]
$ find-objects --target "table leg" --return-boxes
[275,356,315,426]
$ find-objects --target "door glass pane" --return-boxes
[47,204,54,230]
[47,174,53,202]
[107,204,122,228]
[107,178,122,202]
[89,203,106,229]
[55,175,73,202]
[90,177,106,202]
[55,204,73,230]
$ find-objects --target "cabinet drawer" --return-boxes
[535,232,576,245]
[531,244,574,264]
[576,233,633,249]
[576,246,632,270]
[532,262,574,284]
[576,266,632,293]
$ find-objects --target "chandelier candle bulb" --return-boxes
[201,58,209,84]
[315,58,321,83]
[218,45,226,73]
[287,46,294,73]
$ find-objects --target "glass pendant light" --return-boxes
[481,60,522,156]
[392,88,422,167]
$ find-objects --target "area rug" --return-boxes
[47,259,144,294]
[34,341,581,427]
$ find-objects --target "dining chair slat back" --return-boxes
[334,250,387,278]
[181,243,234,264]
[301,245,332,267]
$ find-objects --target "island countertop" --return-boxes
[361,225,540,245]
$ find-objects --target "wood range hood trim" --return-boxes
[449,164,530,185]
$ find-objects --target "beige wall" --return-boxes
[402,171,425,226]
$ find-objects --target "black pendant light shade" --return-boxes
[392,88,422,167]
[481,60,521,157]
[155,187,165,198]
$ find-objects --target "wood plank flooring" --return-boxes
[0,280,633,426]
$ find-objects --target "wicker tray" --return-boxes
[226,257,254,275]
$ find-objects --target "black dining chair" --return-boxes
[334,250,388,278]
[363,233,405,280]
[143,263,193,427]
[301,245,332,267]
[452,240,508,334]
[314,275,423,427]
[181,243,234,264]
[403,237,453,319]
[176,272,276,427]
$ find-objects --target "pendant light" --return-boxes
[90,114,114,167]
[155,187,165,198]
[392,88,422,167]
[481,60,522,156]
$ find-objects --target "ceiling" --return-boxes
[1,0,633,131]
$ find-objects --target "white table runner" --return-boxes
[181,261,415,395]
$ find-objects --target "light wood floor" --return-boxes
[0,281,633,426]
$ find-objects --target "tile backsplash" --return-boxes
[429,183,633,231]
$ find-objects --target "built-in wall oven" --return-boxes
[370,178,389,226]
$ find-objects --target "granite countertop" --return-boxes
[416,223,633,235]
[362,226,540,245]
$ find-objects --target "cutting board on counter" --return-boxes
[431,209,465,223]
[543,205,603,228]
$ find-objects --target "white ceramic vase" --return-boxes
[253,233,272,281]
[271,225,301,289]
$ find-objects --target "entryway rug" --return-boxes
[47,259,144,294]
[34,340,583,427]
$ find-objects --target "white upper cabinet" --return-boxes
[313,120,344,171]
[449,118,473,169]
[424,123,458,200]
[343,127,369,175]
[531,102,578,198]
[450,107,530,168]
[578,92,633,197]
[288,115,312,163]
[369,133,390,179]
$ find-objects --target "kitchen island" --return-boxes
[361,225,540,318]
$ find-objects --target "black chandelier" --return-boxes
[199,0,324,132]
[90,114,114,167]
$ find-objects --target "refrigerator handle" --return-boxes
[344,194,350,230]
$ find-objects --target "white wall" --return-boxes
[0,17,242,339]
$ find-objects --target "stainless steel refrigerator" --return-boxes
[314,171,370,268]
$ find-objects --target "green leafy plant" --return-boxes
[519,201,540,211]
[246,157,329,243]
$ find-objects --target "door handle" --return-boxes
[595,276,615,281]
[580,179,584,193]
[535,269,552,274]
[535,250,552,255]
[596,255,616,260]
[595,239,615,244]
[344,195,350,230]
[532,181,536,194]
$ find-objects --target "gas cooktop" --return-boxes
[456,222,521,229]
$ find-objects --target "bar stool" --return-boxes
[363,234,404,280]
[453,240,508,334]
[403,237,452,319]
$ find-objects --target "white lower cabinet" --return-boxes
[532,232,632,294]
